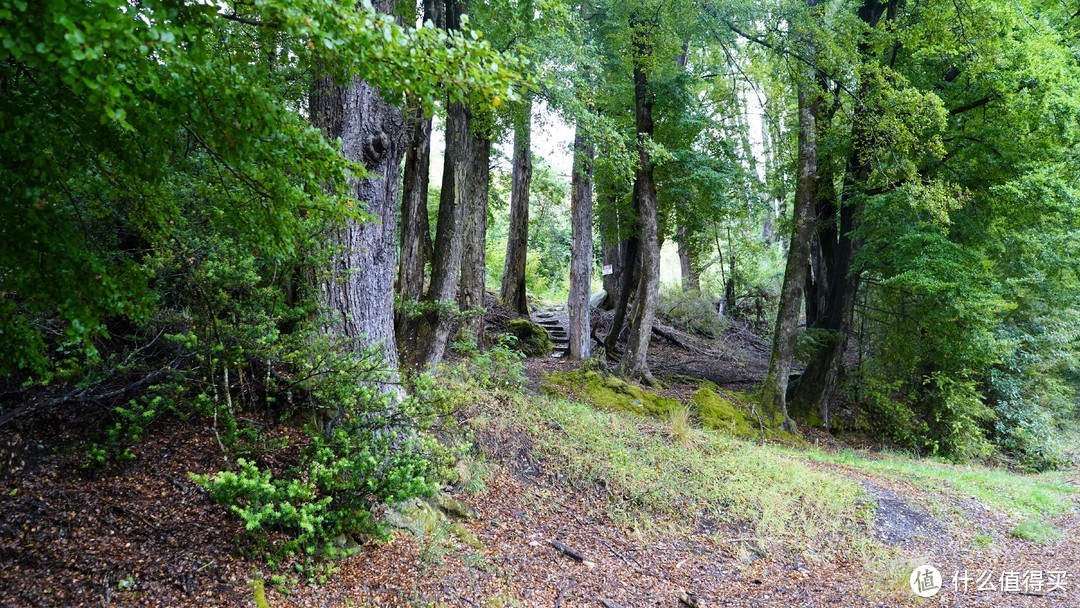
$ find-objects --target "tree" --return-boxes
[311,0,406,372]
[618,8,662,384]
[500,99,534,314]
[458,119,493,343]
[397,0,444,318]
[568,126,595,359]
[759,0,822,430]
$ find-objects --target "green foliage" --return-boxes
[194,370,442,563]
[449,337,528,390]
[84,383,185,466]
[0,0,523,379]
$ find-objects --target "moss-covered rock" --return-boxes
[542,369,680,416]
[505,319,553,357]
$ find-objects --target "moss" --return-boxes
[692,387,757,437]
[691,383,804,444]
[505,319,552,357]
[542,369,680,417]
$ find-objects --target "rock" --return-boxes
[590,290,607,308]
[429,491,478,520]
[505,319,553,357]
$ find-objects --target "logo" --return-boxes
[911,565,942,598]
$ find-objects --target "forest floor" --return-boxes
[1,318,1077,607]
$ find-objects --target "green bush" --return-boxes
[193,357,442,563]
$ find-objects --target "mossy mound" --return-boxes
[542,369,680,416]
[504,319,553,357]
[691,383,804,444]
[691,386,757,437]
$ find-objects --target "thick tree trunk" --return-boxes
[619,24,660,385]
[568,126,594,360]
[310,13,404,374]
[677,220,699,293]
[459,133,491,343]
[500,100,533,314]
[760,71,818,430]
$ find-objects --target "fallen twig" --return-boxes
[549,540,597,569]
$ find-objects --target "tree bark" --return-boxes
[398,102,434,302]
[309,4,404,375]
[458,132,491,343]
[396,0,444,317]
[677,219,700,293]
[600,211,621,310]
[568,126,594,360]
[760,51,819,430]
[500,100,533,314]
[619,17,660,385]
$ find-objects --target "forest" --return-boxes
[1,0,1078,606]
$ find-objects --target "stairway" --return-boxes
[534,310,570,359]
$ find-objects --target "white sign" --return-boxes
[602,264,613,276]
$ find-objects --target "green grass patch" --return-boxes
[1008,520,1062,544]
[490,390,866,550]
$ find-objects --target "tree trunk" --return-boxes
[397,0,470,371]
[398,102,434,303]
[600,211,621,310]
[396,0,443,318]
[619,19,660,385]
[788,0,885,427]
[309,6,404,375]
[500,100,533,314]
[677,219,699,293]
[604,207,638,353]
[760,61,819,430]
[458,133,491,344]
[568,126,594,360]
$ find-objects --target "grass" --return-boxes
[790,446,1077,538]
[484,390,867,551]
[1008,519,1062,544]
